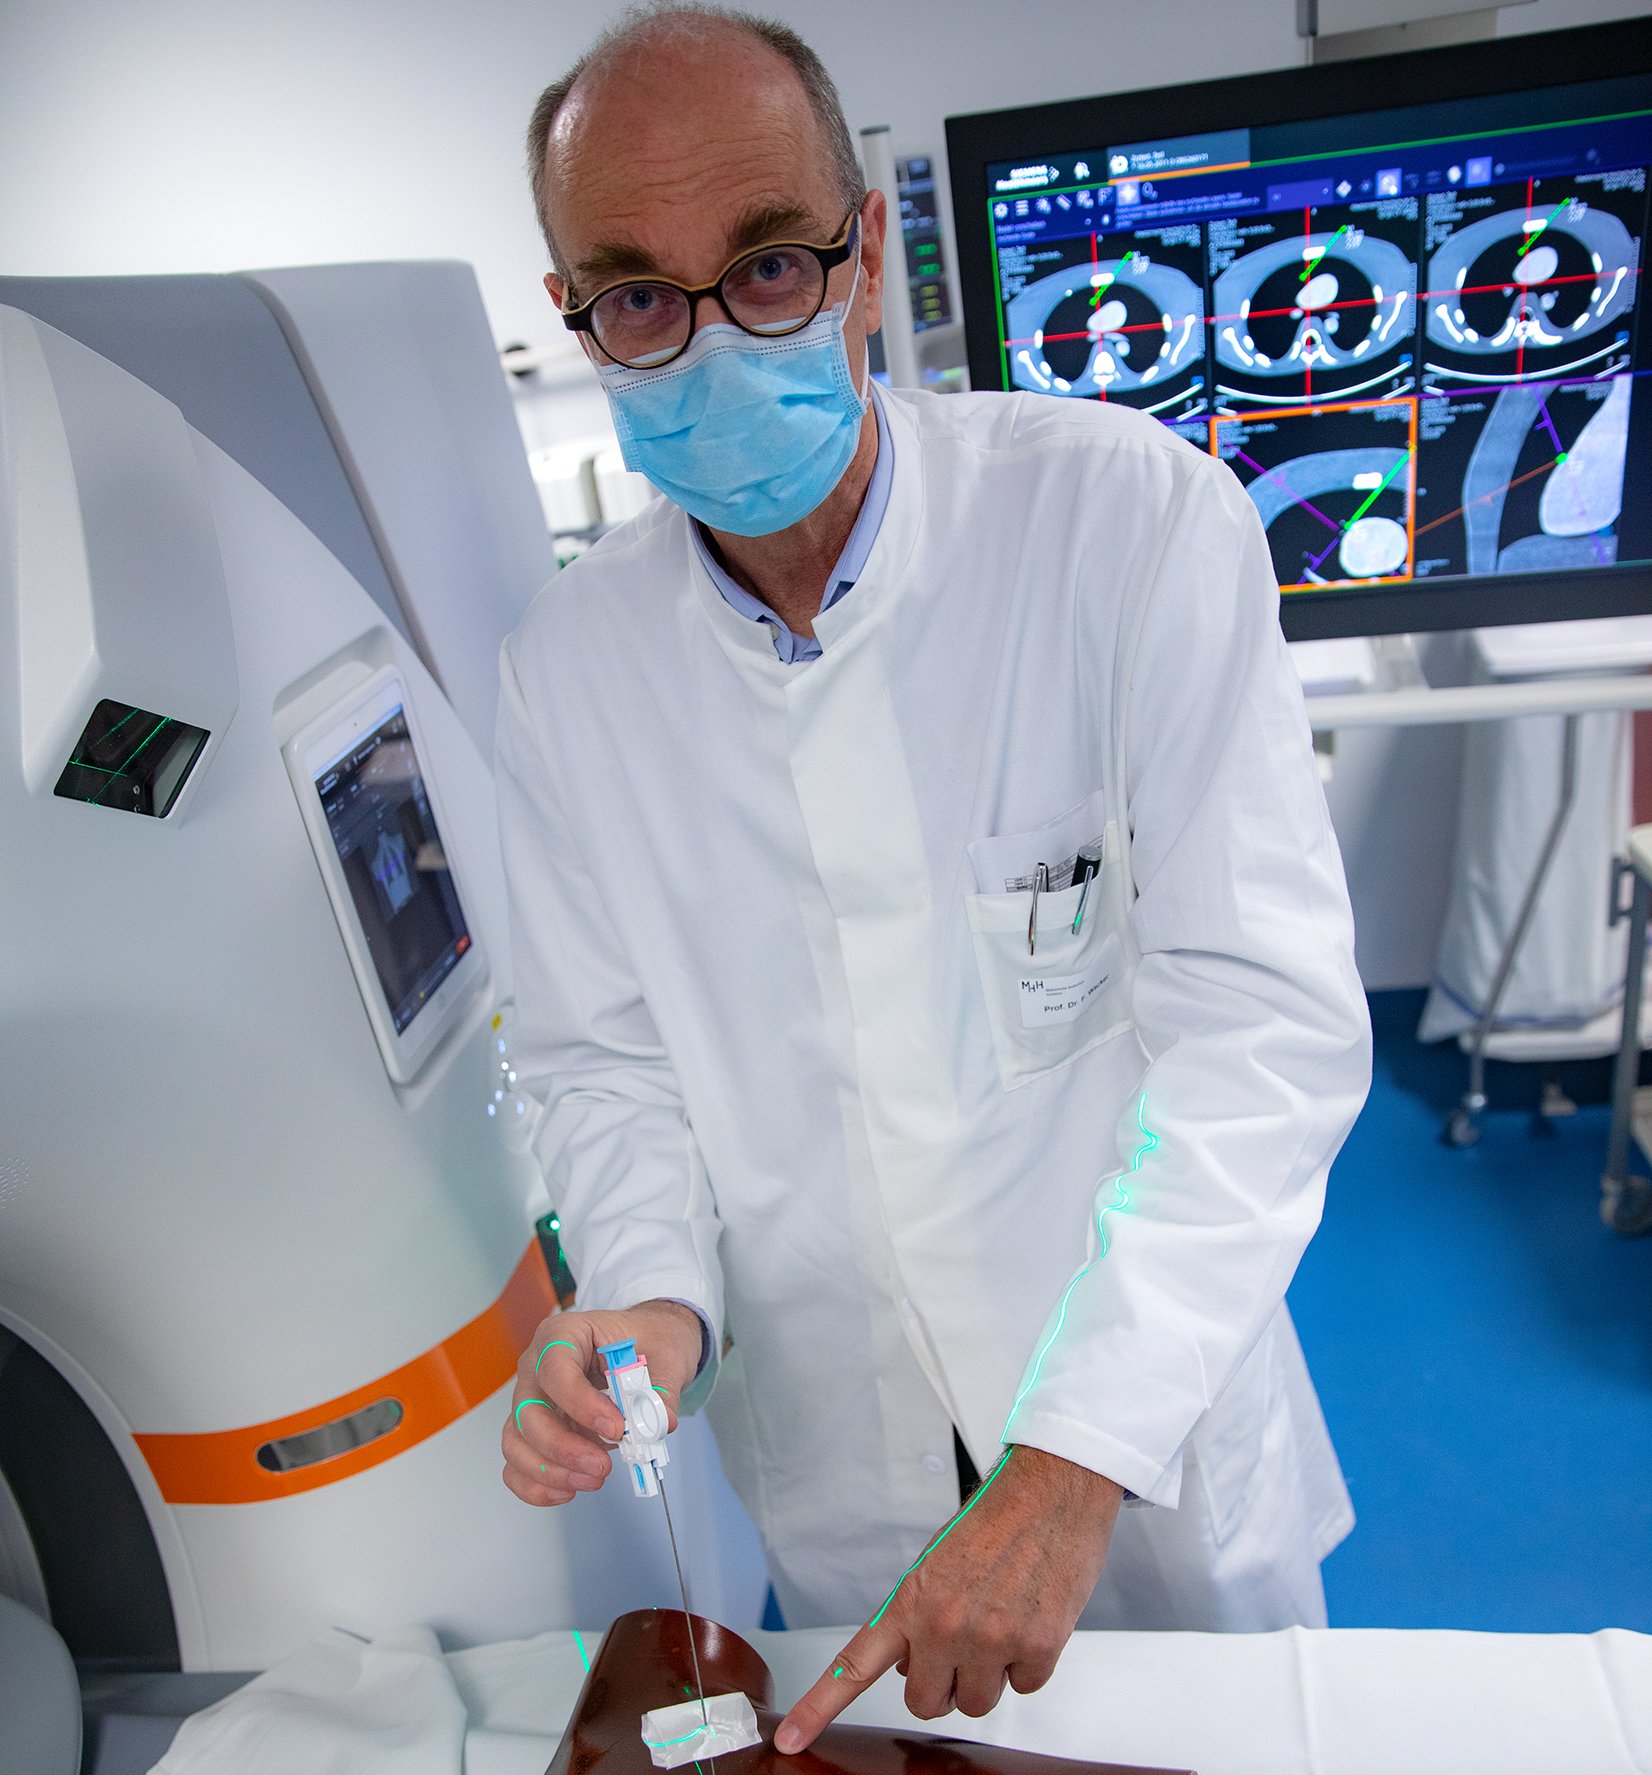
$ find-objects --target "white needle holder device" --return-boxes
[598,1338,671,1497]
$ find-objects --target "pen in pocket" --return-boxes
[1071,847,1102,933]
[1027,861,1049,957]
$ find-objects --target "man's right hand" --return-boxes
[501,1299,703,1506]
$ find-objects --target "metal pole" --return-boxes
[1603,868,1649,1189]
[858,125,921,391]
[1446,712,1581,1143]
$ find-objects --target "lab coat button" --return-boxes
[920,1453,946,1474]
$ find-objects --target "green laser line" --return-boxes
[1346,451,1411,528]
[515,1397,550,1433]
[1002,1096,1157,1439]
[1300,224,1348,282]
[646,1724,712,1748]
[102,706,143,743]
[572,1628,591,1672]
[833,1666,845,1679]
[114,718,169,777]
[865,1446,1015,1631]
[535,1338,577,1373]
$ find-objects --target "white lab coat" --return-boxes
[496,388,1371,1633]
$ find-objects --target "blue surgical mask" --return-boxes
[595,262,868,538]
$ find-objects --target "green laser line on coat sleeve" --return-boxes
[1001,1095,1157,1439]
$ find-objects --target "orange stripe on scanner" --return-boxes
[134,1241,556,1504]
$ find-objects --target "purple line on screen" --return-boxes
[1231,447,1342,534]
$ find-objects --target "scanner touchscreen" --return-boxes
[314,704,472,1035]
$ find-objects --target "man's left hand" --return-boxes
[774,1446,1122,1752]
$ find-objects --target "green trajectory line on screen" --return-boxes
[1523,197,1572,251]
[1002,1095,1157,1439]
[1300,224,1348,282]
[1345,452,1412,529]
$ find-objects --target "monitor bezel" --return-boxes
[945,16,1652,641]
[284,665,487,1085]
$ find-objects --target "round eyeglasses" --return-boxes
[560,211,860,369]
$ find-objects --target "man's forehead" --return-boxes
[544,34,841,280]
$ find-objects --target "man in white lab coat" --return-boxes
[497,5,1371,1746]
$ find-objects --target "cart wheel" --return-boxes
[1601,1177,1652,1238]
[1442,1108,1481,1148]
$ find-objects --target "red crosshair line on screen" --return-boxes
[1004,270,1633,345]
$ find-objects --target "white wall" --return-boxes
[2,0,1640,360]
[1,0,1641,988]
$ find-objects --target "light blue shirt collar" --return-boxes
[690,384,893,664]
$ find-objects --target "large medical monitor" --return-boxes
[286,668,485,1082]
[946,19,1652,639]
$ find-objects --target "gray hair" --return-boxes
[526,4,867,273]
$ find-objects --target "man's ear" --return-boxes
[544,271,567,312]
[859,189,888,339]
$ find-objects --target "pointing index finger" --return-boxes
[773,1619,907,1754]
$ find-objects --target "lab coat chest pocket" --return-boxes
[964,816,1137,1091]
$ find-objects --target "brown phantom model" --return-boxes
[545,1611,1192,1775]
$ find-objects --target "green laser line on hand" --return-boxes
[515,1397,551,1434]
[535,1338,577,1374]
[573,1628,591,1672]
[864,1446,1015,1630]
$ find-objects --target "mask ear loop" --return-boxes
[831,236,872,404]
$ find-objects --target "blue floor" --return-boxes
[1288,990,1652,1632]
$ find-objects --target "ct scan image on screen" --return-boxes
[315,708,471,1035]
[981,68,1650,605]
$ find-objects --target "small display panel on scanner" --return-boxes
[313,706,471,1036]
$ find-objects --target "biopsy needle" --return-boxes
[656,1462,710,1725]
